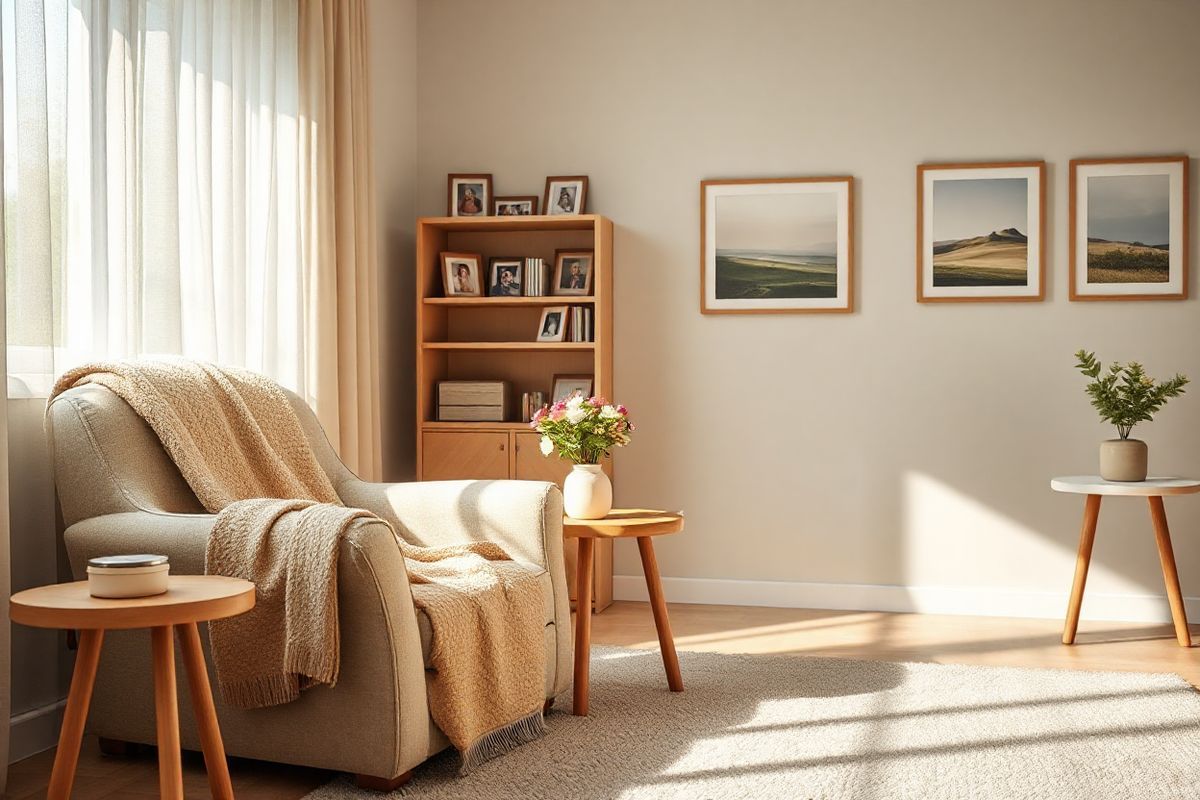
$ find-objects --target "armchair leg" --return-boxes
[544,697,554,713]
[98,737,137,757]
[355,771,413,792]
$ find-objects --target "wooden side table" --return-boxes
[565,509,684,716]
[10,575,255,800]
[1051,476,1200,647]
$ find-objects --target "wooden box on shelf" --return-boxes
[416,214,615,611]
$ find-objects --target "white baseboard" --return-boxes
[613,574,1200,625]
[9,699,66,763]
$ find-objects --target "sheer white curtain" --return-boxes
[2,0,305,397]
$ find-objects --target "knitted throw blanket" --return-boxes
[50,360,547,770]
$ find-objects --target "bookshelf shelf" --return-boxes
[421,341,596,351]
[424,296,596,307]
[415,213,615,610]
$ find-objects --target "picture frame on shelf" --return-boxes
[536,306,569,342]
[447,173,493,217]
[494,195,539,216]
[551,374,594,403]
[487,257,524,297]
[916,161,1046,303]
[552,249,595,296]
[544,175,589,215]
[1069,155,1189,301]
[440,252,483,297]
[700,176,854,314]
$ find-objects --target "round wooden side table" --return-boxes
[10,575,255,800]
[1051,476,1200,647]
[564,509,684,716]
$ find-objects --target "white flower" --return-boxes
[539,435,554,456]
[566,407,587,424]
[566,394,585,410]
[600,405,620,419]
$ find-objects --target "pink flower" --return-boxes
[616,404,628,415]
[550,407,566,422]
[589,396,606,408]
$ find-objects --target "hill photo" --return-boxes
[932,227,1028,287]
[931,177,1030,287]
[1086,174,1171,284]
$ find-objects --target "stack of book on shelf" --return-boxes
[569,305,593,342]
[523,258,549,296]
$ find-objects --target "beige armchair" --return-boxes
[46,383,571,788]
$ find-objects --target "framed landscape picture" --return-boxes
[1069,156,1189,301]
[916,161,1045,302]
[700,177,854,314]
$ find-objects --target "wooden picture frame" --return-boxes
[544,176,589,216]
[700,176,854,314]
[487,257,523,297]
[447,173,493,217]
[551,374,593,403]
[493,195,539,216]
[536,306,569,342]
[1069,155,1189,301]
[552,249,595,296]
[440,252,483,297]
[916,161,1046,303]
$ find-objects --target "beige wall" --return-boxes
[411,0,1200,618]
[370,0,419,481]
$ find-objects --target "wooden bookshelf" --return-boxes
[415,213,614,611]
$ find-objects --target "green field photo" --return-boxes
[712,190,840,303]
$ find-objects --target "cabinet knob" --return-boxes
[499,443,505,451]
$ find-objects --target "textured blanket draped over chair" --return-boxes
[48,360,547,771]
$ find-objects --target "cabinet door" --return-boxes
[512,432,573,484]
[422,431,510,480]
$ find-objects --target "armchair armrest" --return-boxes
[338,479,565,574]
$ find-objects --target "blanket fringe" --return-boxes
[458,707,546,775]
[219,672,301,710]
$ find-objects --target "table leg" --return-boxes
[1148,496,1192,647]
[573,537,595,716]
[47,629,104,800]
[151,625,184,800]
[178,622,235,799]
[1063,494,1102,645]
[637,537,683,692]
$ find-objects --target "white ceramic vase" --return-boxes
[1099,438,1148,482]
[564,464,612,519]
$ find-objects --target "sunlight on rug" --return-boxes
[303,646,1200,799]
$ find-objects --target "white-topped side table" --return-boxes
[1051,476,1200,647]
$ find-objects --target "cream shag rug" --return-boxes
[304,646,1200,799]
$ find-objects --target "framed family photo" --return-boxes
[1069,155,1189,301]
[916,161,1046,302]
[700,176,854,314]
[552,249,594,296]
[440,252,482,297]
[447,173,492,217]
[544,176,588,215]
[536,306,569,342]
[487,257,523,297]
[551,374,593,403]
[493,195,539,216]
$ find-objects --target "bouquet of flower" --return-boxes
[531,393,633,464]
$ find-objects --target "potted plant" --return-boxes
[1074,350,1189,482]
[531,393,633,519]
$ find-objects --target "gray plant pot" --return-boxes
[1099,439,1148,482]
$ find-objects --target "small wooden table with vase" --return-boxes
[1051,475,1200,647]
[565,509,684,716]
[10,575,255,800]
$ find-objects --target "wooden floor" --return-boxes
[6,601,1198,798]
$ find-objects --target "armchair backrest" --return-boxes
[46,383,355,528]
